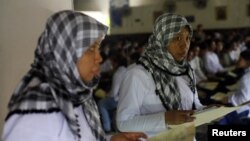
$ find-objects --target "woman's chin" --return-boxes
[175,57,185,62]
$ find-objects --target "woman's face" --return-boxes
[216,41,224,52]
[77,40,103,83]
[167,27,191,62]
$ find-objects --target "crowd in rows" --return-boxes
[96,23,250,135]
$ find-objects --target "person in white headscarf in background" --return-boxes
[2,10,147,141]
[116,13,204,137]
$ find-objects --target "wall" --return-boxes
[0,0,73,138]
[74,0,109,15]
[110,0,250,34]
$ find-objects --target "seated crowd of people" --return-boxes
[3,11,250,141]
[95,25,250,136]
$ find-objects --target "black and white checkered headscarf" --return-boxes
[139,13,196,110]
[6,10,108,141]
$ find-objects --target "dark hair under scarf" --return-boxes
[139,13,196,110]
[6,10,108,141]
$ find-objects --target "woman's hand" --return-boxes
[165,110,195,125]
[110,132,147,141]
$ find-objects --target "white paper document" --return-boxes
[147,102,250,141]
[169,103,250,129]
[192,106,239,127]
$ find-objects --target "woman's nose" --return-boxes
[95,51,103,64]
[180,40,190,50]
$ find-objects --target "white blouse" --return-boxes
[189,56,207,83]
[203,51,224,75]
[116,65,203,137]
[229,68,250,117]
[2,106,111,141]
[108,66,127,101]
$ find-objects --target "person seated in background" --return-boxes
[215,50,250,125]
[196,43,244,104]
[100,43,111,62]
[188,45,207,84]
[98,51,122,97]
[116,13,204,137]
[214,39,224,56]
[100,53,114,74]
[228,38,241,64]
[1,10,147,141]
[220,41,238,68]
[98,53,128,133]
[128,52,141,68]
[202,39,226,77]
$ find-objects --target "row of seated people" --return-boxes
[94,27,250,141]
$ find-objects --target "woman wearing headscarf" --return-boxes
[2,10,146,141]
[116,13,204,136]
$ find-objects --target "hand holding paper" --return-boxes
[165,110,195,125]
[169,101,250,128]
